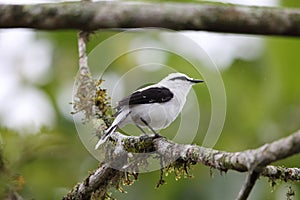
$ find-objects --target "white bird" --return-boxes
[95,72,203,149]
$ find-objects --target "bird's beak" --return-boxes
[189,79,204,84]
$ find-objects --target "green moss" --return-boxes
[165,157,195,182]
[122,136,156,153]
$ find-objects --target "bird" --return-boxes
[95,72,204,149]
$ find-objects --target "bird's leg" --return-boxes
[135,124,147,135]
[140,117,161,138]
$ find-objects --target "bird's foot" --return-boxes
[153,133,163,139]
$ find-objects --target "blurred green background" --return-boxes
[1,0,300,200]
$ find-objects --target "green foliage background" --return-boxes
[1,1,300,200]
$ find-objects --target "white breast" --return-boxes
[120,95,183,130]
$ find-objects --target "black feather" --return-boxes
[117,87,173,107]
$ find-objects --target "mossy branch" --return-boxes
[63,131,300,200]
[1,2,300,37]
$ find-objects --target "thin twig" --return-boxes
[236,170,260,200]
[262,166,300,181]
[78,31,90,75]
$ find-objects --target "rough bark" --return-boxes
[63,131,300,200]
[1,2,300,37]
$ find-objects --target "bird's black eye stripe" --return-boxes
[169,76,189,81]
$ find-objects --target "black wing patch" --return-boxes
[118,87,174,107]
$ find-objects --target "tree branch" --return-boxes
[63,163,124,200]
[262,166,300,181]
[236,170,260,200]
[1,2,300,37]
[64,130,300,199]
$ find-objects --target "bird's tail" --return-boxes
[95,125,118,149]
[95,109,131,149]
